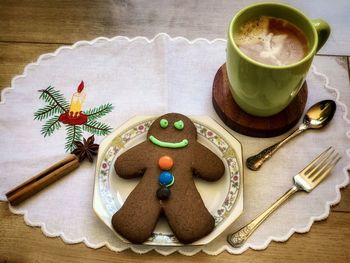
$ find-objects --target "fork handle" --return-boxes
[227,185,299,248]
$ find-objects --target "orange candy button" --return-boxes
[158,155,174,170]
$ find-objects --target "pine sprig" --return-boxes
[84,103,113,121]
[34,85,114,152]
[82,120,112,136]
[38,86,69,112]
[41,115,61,137]
[65,125,83,152]
[34,104,66,121]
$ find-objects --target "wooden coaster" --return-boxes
[212,64,308,138]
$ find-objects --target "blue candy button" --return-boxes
[159,171,174,186]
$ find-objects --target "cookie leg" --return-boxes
[163,181,215,244]
[111,177,161,244]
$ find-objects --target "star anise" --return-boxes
[72,135,99,163]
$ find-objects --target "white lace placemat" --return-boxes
[0,33,349,255]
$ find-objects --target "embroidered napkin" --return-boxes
[0,34,349,255]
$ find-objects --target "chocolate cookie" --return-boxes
[112,113,225,244]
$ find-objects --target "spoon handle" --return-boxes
[246,123,308,171]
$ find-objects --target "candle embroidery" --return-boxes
[69,81,86,116]
[34,81,113,152]
[59,81,88,125]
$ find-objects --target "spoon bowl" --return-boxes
[304,100,336,129]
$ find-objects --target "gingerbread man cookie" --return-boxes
[112,113,225,244]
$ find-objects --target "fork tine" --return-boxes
[312,155,341,187]
[301,147,332,176]
[308,149,335,180]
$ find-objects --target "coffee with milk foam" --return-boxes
[235,16,308,66]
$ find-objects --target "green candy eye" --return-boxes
[160,118,168,128]
[174,120,184,130]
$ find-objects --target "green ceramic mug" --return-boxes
[226,2,330,117]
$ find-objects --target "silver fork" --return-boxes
[227,147,341,248]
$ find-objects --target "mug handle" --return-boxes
[311,19,331,52]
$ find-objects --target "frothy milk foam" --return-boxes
[235,16,308,66]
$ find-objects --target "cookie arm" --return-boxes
[114,142,149,179]
[192,143,225,181]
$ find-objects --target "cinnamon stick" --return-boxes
[6,154,79,206]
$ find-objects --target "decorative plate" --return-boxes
[93,116,243,246]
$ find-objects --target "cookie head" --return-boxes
[147,113,197,148]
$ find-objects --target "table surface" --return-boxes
[0,1,349,262]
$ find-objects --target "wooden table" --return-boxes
[1,1,349,262]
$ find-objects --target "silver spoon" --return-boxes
[246,100,336,171]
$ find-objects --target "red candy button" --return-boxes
[158,155,173,170]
